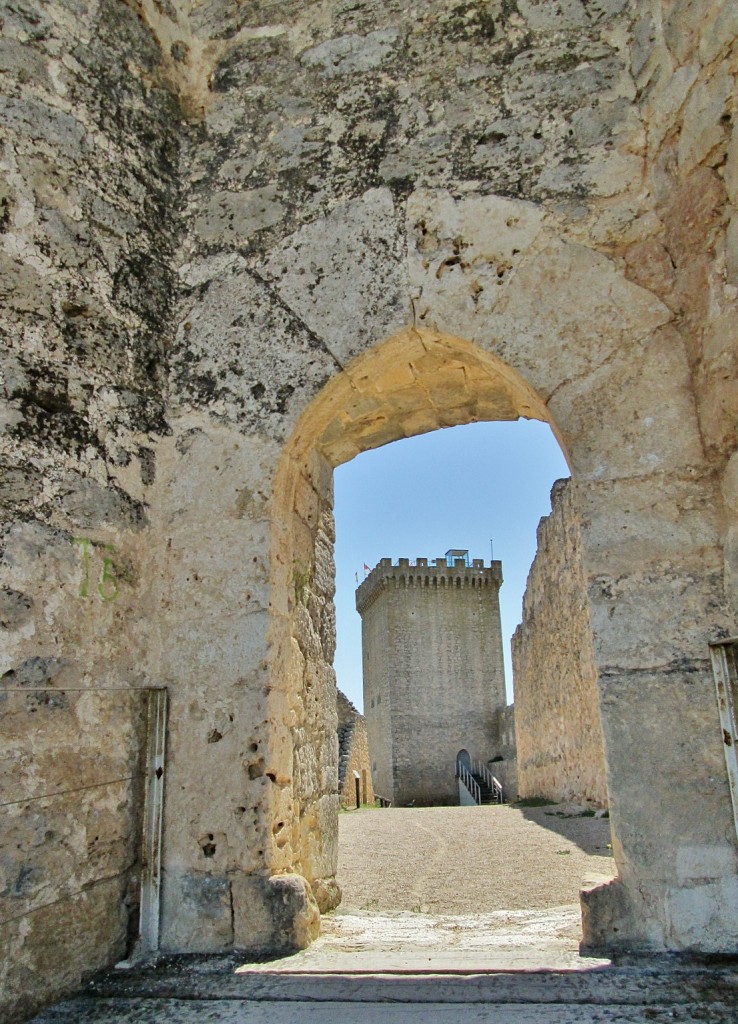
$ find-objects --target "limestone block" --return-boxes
[406,190,545,337]
[193,186,285,246]
[677,66,733,174]
[580,876,638,952]
[261,188,411,367]
[0,252,55,317]
[623,236,676,298]
[676,843,738,883]
[0,875,128,1024]
[549,326,703,484]
[727,212,738,285]
[0,37,52,88]
[160,870,235,951]
[663,0,708,64]
[0,587,33,631]
[630,8,657,80]
[722,451,738,511]
[725,122,738,206]
[0,96,85,158]
[153,521,271,624]
[642,63,699,154]
[589,567,728,669]
[577,474,721,577]
[56,472,147,532]
[178,252,245,289]
[516,0,590,31]
[299,29,400,78]
[723,523,738,617]
[0,781,139,923]
[489,240,671,404]
[311,875,342,914]
[694,360,738,460]
[0,689,147,804]
[664,876,738,951]
[171,268,338,437]
[699,1,738,66]
[157,426,280,528]
[565,144,645,201]
[231,872,320,951]
[599,669,736,881]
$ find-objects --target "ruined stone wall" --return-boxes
[357,558,507,806]
[488,704,517,802]
[575,2,738,948]
[512,479,608,808]
[489,704,516,761]
[623,2,738,621]
[337,690,375,808]
[3,0,738,1006]
[1,1,180,1017]
[0,690,152,1023]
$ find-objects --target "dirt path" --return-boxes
[336,804,615,915]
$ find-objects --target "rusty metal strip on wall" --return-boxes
[709,638,738,842]
[138,687,168,954]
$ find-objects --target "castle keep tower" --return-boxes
[356,554,506,806]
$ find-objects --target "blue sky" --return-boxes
[333,419,570,710]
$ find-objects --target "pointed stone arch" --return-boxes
[150,204,734,959]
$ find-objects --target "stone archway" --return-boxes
[269,328,568,927]
[266,309,734,953]
[142,193,732,958]
[148,195,735,960]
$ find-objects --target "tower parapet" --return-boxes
[356,557,503,614]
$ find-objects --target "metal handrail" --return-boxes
[472,759,504,803]
[455,761,481,804]
[455,757,505,804]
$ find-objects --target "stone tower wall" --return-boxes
[337,690,375,809]
[357,558,506,806]
[513,479,608,808]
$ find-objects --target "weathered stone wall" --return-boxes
[337,690,375,808]
[624,2,738,622]
[489,704,517,761]
[357,558,507,806]
[0,688,151,1023]
[488,704,518,801]
[576,1,738,949]
[1,1,180,1017]
[2,1,738,1009]
[512,479,608,808]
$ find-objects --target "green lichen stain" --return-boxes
[73,537,131,602]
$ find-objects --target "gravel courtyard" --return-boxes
[336,803,615,915]
[238,803,618,973]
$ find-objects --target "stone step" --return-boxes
[27,995,738,1023]
[26,956,738,1023]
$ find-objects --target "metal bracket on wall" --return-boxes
[138,687,168,954]
[709,638,738,842]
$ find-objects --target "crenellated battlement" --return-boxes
[355,556,503,614]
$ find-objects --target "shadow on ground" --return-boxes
[517,803,613,856]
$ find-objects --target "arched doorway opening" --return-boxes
[262,304,734,956]
[326,417,610,957]
[269,328,608,936]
